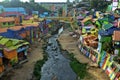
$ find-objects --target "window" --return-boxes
[3,22,6,25]
[8,22,11,25]
[11,21,14,25]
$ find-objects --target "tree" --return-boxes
[0,1,51,15]
[90,0,112,12]
[67,0,70,3]
[30,0,35,3]
[4,0,9,2]
[10,0,21,7]
[1,8,4,13]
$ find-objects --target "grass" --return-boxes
[33,43,48,80]
[70,60,88,79]
[68,53,88,79]
[33,53,48,80]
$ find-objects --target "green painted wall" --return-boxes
[1,22,15,28]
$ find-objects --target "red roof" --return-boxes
[0,12,23,17]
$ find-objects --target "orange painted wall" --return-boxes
[3,49,17,59]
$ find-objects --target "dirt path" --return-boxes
[58,29,109,80]
[7,41,43,80]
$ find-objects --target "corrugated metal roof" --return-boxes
[0,23,38,40]
[99,27,120,36]
[0,30,23,39]
[0,23,38,33]
[0,37,29,51]
[0,38,9,45]
[5,7,26,15]
[0,5,4,9]
[11,39,21,45]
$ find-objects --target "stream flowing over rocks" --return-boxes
[40,34,77,80]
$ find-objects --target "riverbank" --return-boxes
[58,29,109,80]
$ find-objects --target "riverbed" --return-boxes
[40,34,77,80]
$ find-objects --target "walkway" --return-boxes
[58,29,90,63]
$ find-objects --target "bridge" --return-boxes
[45,17,73,21]
[45,17,77,30]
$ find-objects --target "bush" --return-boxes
[70,60,87,79]
[33,50,48,80]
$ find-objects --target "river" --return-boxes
[40,34,77,80]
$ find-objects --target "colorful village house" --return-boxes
[77,8,120,80]
[110,30,120,80]
[97,22,120,80]
[4,7,27,23]
[0,38,18,67]
[0,37,29,67]
[0,51,4,74]
[4,39,29,66]
[0,6,27,26]
[0,17,15,28]
[19,26,40,44]
[0,36,5,74]
[0,28,24,40]
[101,53,111,70]
[107,62,120,80]
[39,19,49,35]
[97,30,112,53]
[33,27,40,41]
[0,24,39,44]
[23,26,35,44]
[15,40,29,62]
[97,26,117,68]
[23,27,33,43]
[112,30,120,64]
[0,12,24,25]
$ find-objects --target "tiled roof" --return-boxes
[0,17,15,22]
[0,12,23,17]
[0,28,8,33]
[0,24,39,33]
[4,7,26,15]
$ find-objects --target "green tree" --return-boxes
[4,0,9,2]
[90,0,112,12]
[0,1,51,15]
[30,0,35,3]
[1,8,4,13]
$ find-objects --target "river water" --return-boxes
[40,34,77,80]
